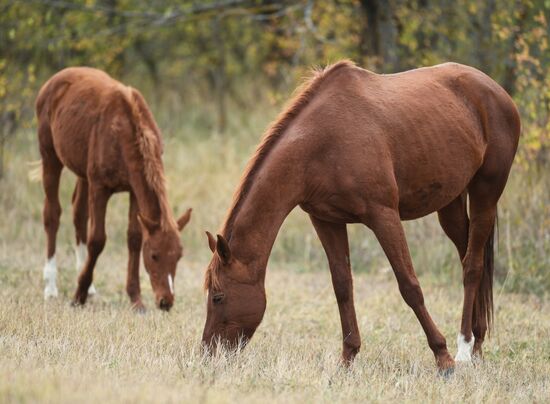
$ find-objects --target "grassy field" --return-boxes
[1,260,549,402]
[0,103,549,402]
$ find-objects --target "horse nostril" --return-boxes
[159,298,172,311]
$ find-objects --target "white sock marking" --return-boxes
[75,243,97,295]
[43,255,58,298]
[75,243,87,272]
[168,274,174,294]
[88,283,97,295]
[455,333,475,362]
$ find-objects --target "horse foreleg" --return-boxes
[41,148,63,299]
[309,215,360,364]
[364,206,454,373]
[73,184,110,306]
[72,178,97,295]
[126,192,144,312]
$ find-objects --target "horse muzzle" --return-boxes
[156,294,174,311]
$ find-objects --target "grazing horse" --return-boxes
[201,60,520,372]
[36,67,192,311]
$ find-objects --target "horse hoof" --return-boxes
[44,286,58,299]
[70,299,83,308]
[71,292,87,307]
[439,366,455,379]
[132,302,147,314]
[88,284,98,296]
[436,352,455,377]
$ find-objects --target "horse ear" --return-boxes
[205,231,216,253]
[138,213,160,235]
[216,234,232,264]
[177,208,192,231]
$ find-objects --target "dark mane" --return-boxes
[221,60,356,240]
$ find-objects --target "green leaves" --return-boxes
[0,0,548,164]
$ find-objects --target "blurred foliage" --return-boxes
[0,0,548,168]
[0,0,548,294]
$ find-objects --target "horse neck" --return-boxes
[226,151,302,278]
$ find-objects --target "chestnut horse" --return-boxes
[202,61,520,372]
[36,67,191,311]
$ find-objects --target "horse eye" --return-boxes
[151,253,159,262]
[212,293,225,305]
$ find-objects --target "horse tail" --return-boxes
[474,211,496,335]
[28,159,43,182]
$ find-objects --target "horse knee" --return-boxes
[127,230,142,251]
[43,202,61,230]
[398,280,424,308]
[332,273,352,303]
[88,234,106,256]
[463,264,483,286]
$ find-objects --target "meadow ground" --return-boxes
[1,258,549,403]
[0,110,548,402]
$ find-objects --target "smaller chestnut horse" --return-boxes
[36,67,191,311]
[202,61,520,372]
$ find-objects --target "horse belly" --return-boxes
[50,101,98,177]
[396,160,478,220]
[301,198,363,223]
[51,129,89,177]
[388,114,485,219]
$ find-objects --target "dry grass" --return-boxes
[1,260,549,403]
[0,108,548,402]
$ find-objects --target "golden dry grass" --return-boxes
[1,260,549,403]
[0,117,549,402]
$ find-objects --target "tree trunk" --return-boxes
[502,2,527,97]
[359,0,399,71]
[213,17,227,134]
[0,137,4,180]
[134,36,159,86]
[0,111,16,180]
[359,0,380,58]
[475,0,496,74]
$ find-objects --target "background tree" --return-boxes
[0,0,548,173]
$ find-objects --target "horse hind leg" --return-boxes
[437,193,478,360]
[437,192,469,261]
[72,178,96,295]
[40,145,63,299]
[458,154,513,361]
[73,184,110,306]
[457,186,498,362]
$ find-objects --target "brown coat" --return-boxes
[36,67,191,311]
[202,61,520,372]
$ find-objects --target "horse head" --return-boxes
[139,208,192,311]
[201,232,266,350]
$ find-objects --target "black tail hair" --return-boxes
[473,213,497,335]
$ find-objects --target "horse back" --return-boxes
[291,63,520,220]
[36,67,159,189]
[382,64,519,217]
